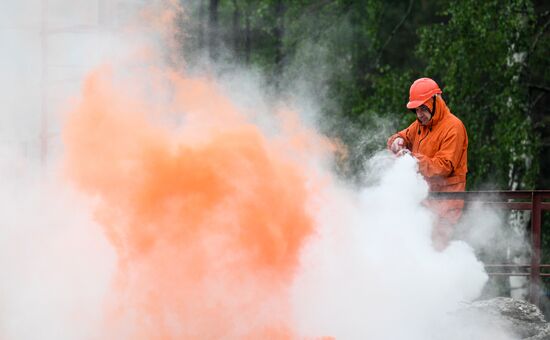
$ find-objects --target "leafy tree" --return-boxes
[182,0,550,307]
[182,0,548,190]
[416,0,540,190]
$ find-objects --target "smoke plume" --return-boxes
[0,1,519,339]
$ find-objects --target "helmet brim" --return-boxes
[406,100,425,109]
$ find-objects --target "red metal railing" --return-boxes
[429,190,550,307]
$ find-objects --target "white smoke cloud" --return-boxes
[0,1,122,339]
[291,154,500,339]
[0,165,115,339]
[0,1,525,339]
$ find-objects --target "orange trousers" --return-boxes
[426,199,464,250]
[425,181,466,251]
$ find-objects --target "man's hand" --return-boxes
[390,137,405,154]
[396,149,411,157]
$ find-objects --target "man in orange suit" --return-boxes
[387,78,468,250]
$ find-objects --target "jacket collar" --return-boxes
[418,95,449,130]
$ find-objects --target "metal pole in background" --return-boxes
[530,191,542,306]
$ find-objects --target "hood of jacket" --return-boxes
[421,95,450,129]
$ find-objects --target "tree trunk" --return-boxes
[244,2,251,64]
[209,0,219,60]
[272,0,286,82]
[197,0,206,50]
[232,0,241,57]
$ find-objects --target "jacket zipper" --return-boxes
[417,127,430,150]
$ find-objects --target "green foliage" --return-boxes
[185,0,548,190]
[184,0,550,307]
[416,0,540,189]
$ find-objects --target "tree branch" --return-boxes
[528,13,550,57]
[528,84,550,93]
[374,0,415,68]
[304,0,334,14]
[532,92,546,109]
[517,11,549,87]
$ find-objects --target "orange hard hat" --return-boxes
[406,78,442,109]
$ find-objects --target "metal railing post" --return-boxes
[431,190,550,309]
[529,191,542,306]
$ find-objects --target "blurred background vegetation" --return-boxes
[180,0,549,191]
[178,0,550,307]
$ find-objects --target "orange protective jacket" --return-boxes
[387,95,468,193]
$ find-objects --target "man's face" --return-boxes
[415,104,432,125]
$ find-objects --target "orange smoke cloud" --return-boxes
[63,65,326,338]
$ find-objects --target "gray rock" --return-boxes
[461,297,550,340]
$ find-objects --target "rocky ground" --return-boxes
[459,297,550,340]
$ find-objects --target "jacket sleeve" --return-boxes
[414,124,466,178]
[386,124,415,150]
